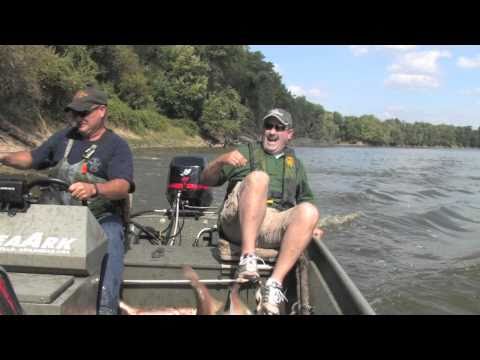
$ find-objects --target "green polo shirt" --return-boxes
[217,144,315,207]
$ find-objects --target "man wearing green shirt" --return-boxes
[201,108,322,315]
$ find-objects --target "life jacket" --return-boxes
[226,142,299,211]
[48,137,126,222]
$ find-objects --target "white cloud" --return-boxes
[382,105,407,119]
[273,63,282,75]
[457,55,480,69]
[461,87,480,96]
[385,73,440,89]
[308,88,326,98]
[349,46,370,56]
[349,47,450,89]
[384,50,450,89]
[349,45,418,56]
[389,50,451,74]
[288,85,327,100]
[382,45,418,51]
[288,85,306,97]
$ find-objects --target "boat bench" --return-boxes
[216,239,278,263]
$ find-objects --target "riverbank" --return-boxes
[0,125,208,153]
[292,138,367,147]
[111,127,207,148]
[1,125,473,154]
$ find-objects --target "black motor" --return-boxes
[0,177,29,215]
[166,156,213,208]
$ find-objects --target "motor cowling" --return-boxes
[166,156,213,207]
[0,177,29,215]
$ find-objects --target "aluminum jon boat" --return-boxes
[0,156,374,315]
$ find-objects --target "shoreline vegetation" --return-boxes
[1,126,471,155]
[1,45,479,157]
[0,127,474,178]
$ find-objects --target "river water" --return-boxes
[132,146,480,315]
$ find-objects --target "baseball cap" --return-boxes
[262,108,293,128]
[65,85,108,112]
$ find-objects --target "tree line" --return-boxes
[0,45,479,148]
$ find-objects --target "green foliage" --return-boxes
[152,46,209,120]
[116,72,154,110]
[134,109,169,133]
[88,45,154,109]
[107,94,168,133]
[0,45,96,124]
[0,45,44,108]
[172,119,200,137]
[1,45,478,149]
[60,46,99,81]
[200,88,251,143]
[107,95,136,128]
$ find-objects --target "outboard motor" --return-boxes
[166,156,213,208]
[0,178,29,216]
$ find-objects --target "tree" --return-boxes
[200,88,252,144]
[151,45,209,121]
[0,45,95,124]
[384,119,405,146]
[87,45,154,109]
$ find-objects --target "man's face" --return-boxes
[68,106,106,137]
[262,117,294,155]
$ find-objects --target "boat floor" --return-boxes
[120,214,375,315]
[122,237,279,313]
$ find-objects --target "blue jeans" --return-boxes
[97,214,125,315]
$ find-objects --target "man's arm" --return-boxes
[0,151,33,170]
[69,179,131,201]
[201,150,248,186]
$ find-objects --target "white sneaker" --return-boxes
[237,253,265,280]
[258,278,287,315]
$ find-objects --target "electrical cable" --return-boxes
[127,220,161,245]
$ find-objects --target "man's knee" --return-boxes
[294,202,320,225]
[244,170,269,188]
[100,217,125,253]
[102,223,124,241]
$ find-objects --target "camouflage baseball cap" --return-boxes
[65,85,108,112]
[263,108,293,128]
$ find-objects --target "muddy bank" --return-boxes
[0,125,209,153]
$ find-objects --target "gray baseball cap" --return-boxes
[263,108,293,128]
[65,85,108,112]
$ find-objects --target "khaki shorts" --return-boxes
[219,182,296,249]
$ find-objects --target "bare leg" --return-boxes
[238,171,269,255]
[270,203,320,284]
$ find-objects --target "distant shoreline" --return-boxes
[1,128,475,155]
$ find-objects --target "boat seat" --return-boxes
[216,239,278,263]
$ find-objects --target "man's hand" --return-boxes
[313,227,324,241]
[220,150,248,168]
[0,151,33,170]
[69,182,97,201]
[201,150,248,186]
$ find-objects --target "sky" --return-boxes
[249,45,480,128]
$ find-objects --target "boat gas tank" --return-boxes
[166,156,213,208]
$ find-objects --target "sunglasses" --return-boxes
[70,106,100,118]
[264,122,287,132]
